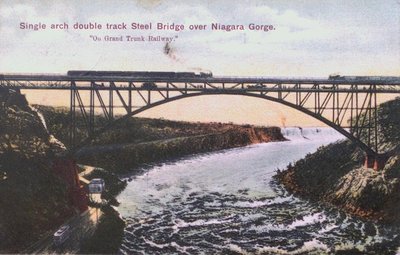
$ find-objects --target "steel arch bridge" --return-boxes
[1,72,400,170]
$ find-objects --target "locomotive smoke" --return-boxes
[190,67,212,73]
[163,42,182,63]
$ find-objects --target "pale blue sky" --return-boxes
[1,0,399,76]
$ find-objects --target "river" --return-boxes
[117,128,400,254]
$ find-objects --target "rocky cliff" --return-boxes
[0,88,73,252]
[36,105,285,173]
[276,97,400,223]
[76,125,285,171]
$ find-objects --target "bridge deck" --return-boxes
[1,74,400,94]
[1,74,400,85]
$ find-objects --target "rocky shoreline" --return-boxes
[276,98,400,224]
[76,125,286,172]
[4,87,399,253]
[78,167,126,254]
[74,124,286,253]
[34,105,286,253]
[0,90,283,252]
[36,105,286,173]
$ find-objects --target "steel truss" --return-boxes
[2,75,400,169]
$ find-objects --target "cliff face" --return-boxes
[0,89,73,252]
[76,125,285,172]
[36,105,285,173]
[277,97,400,223]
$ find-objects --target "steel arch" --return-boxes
[71,91,375,156]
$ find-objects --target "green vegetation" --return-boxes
[0,152,73,252]
[68,164,129,254]
[36,105,284,173]
[277,97,400,222]
[85,167,127,206]
[376,98,400,151]
[78,168,127,254]
[278,140,364,197]
[34,105,285,252]
[0,89,74,252]
[35,105,282,147]
[0,91,284,253]
[80,205,125,254]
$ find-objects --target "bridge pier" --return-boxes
[364,154,387,171]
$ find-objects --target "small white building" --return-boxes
[88,178,105,194]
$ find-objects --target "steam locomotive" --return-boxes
[67,70,212,78]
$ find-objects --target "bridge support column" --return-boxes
[364,154,387,171]
[364,154,374,169]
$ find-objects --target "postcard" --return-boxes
[0,0,399,254]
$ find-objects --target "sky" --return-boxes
[0,0,399,126]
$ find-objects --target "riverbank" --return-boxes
[76,125,285,172]
[276,98,400,223]
[116,127,400,254]
[36,105,286,173]
[73,129,283,252]
[79,167,126,254]
[33,106,286,253]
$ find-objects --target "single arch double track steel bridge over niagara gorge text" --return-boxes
[1,71,400,170]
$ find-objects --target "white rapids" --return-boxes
[117,127,400,254]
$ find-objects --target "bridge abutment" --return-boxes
[364,154,387,171]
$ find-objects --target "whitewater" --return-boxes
[117,127,400,254]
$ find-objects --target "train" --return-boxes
[328,75,399,81]
[53,225,71,246]
[67,70,213,78]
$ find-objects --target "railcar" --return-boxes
[141,82,158,89]
[53,225,71,246]
[67,70,212,78]
[328,75,399,81]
